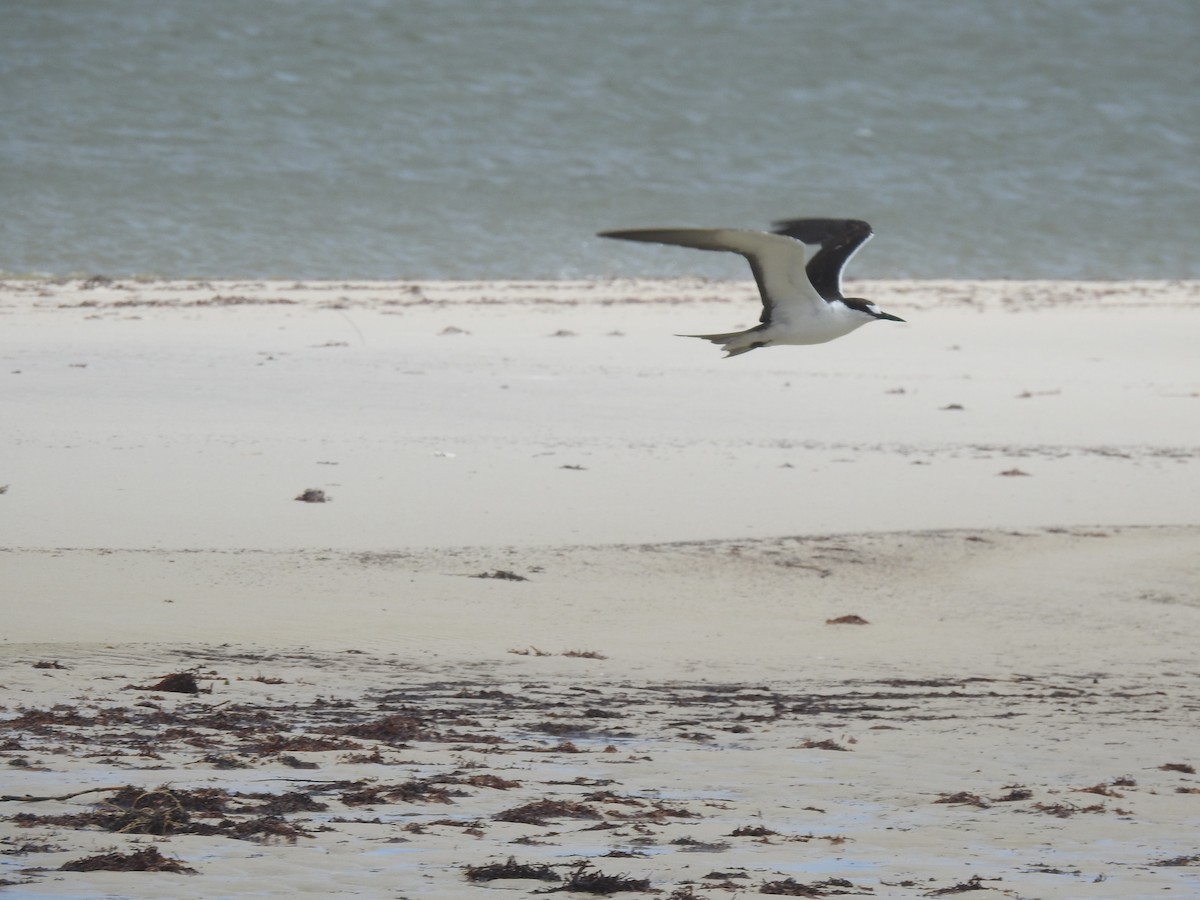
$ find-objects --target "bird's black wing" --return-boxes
[770,218,873,300]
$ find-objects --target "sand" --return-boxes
[1,277,1199,897]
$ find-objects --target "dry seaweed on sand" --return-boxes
[1160,762,1196,774]
[470,569,529,581]
[240,790,329,815]
[922,874,1001,895]
[1074,781,1125,797]
[798,739,851,751]
[509,647,608,659]
[934,791,991,808]
[101,786,217,834]
[59,845,196,874]
[535,720,594,737]
[760,876,872,895]
[1154,854,1200,866]
[339,713,428,742]
[825,615,870,625]
[339,778,462,806]
[129,671,203,694]
[671,836,731,852]
[720,830,777,844]
[294,488,329,502]
[542,861,651,894]
[464,855,561,883]
[278,754,319,769]
[18,786,215,837]
[989,785,1033,802]
[493,798,602,826]
[253,732,362,754]
[13,785,317,844]
[223,815,316,843]
[1029,800,1105,817]
[445,773,522,790]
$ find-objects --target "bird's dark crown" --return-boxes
[843,297,905,322]
[841,297,876,315]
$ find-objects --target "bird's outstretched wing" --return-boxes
[770,218,873,300]
[598,228,827,325]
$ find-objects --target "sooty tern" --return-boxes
[599,220,903,357]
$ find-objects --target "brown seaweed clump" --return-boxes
[729,825,777,838]
[59,846,196,874]
[464,855,560,883]
[550,861,650,894]
[493,799,601,826]
[759,876,865,896]
[934,791,991,808]
[1155,854,1200,867]
[470,569,529,581]
[146,672,202,694]
[925,874,1001,895]
[14,785,316,845]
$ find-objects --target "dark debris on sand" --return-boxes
[922,874,1001,895]
[464,855,560,883]
[1,651,1194,897]
[470,569,530,581]
[12,785,319,844]
[494,799,602,826]
[139,671,204,694]
[546,861,651,894]
[59,845,196,874]
[760,876,873,895]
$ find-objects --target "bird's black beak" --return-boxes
[876,311,905,322]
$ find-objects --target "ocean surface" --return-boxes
[3,0,1197,281]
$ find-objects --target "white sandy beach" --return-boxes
[2,278,1198,897]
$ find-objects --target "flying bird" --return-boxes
[599,220,903,357]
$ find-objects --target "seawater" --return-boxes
[2,0,1197,280]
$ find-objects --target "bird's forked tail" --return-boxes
[679,329,767,358]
